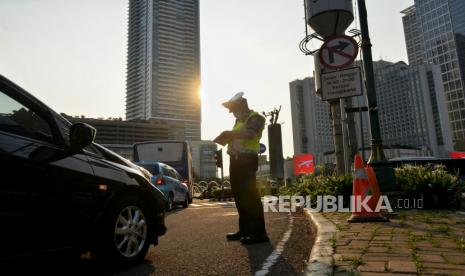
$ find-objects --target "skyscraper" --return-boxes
[126,0,201,141]
[289,61,452,162]
[289,77,334,164]
[402,0,465,149]
[371,61,453,157]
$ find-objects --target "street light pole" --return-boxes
[357,0,386,164]
[357,0,396,191]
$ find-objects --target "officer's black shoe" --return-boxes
[226,232,242,241]
[240,234,270,244]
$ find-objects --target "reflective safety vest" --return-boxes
[228,111,265,154]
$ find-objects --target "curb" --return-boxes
[303,209,337,276]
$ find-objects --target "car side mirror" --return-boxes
[69,123,96,152]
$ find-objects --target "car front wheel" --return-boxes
[92,195,154,267]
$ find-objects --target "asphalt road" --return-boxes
[7,200,313,276]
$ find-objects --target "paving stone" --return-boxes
[421,262,465,270]
[434,239,460,249]
[392,237,409,242]
[350,240,370,248]
[363,255,413,262]
[336,241,351,246]
[365,252,411,258]
[416,246,458,253]
[421,268,465,275]
[336,249,365,254]
[367,247,389,253]
[417,241,434,247]
[388,261,418,273]
[418,254,446,263]
[334,253,361,261]
[372,236,392,241]
[443,254,465,264]
[358,261,386,272]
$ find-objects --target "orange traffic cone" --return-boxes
[348,154,389,223]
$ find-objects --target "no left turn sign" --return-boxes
[319,35,359,70]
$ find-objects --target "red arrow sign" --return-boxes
[319,35,359,70]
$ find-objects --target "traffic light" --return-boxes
[214,149,223,168]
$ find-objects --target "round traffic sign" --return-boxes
[259,143,266,154]
[319,35,359,70]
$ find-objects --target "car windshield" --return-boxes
[139,164,160,175]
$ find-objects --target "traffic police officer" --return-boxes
[213,92,269,244]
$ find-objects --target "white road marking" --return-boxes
[254,214,294,276]
[189,202,236,208]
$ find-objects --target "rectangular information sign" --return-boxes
[321,66,363,101]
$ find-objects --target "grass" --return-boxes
[407,229,423,270]
[342,256,365,268]
[383,242,393,253]
[370,226,381,240]
[455,237,465,253]
[329,233,337,249]
[335,223,345,231]
[433,225,451,233]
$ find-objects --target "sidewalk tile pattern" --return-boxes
[323,211,465,275]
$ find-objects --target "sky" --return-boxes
[0,0,413,161]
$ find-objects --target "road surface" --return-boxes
[8,200,314,276]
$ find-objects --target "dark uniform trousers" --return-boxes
[229,153,266,236]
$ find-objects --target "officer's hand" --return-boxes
[213,131,234,145]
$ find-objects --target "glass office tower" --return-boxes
[402,0,465,148]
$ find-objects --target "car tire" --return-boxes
[166,193,174,211]
[182,193,189,208]
[92,195,154,268]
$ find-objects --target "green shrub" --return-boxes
[212,187,234,199]
[395,164,465,208]
[279,164,464,209]
[279,173,353,206]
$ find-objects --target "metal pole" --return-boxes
[330,100,345,174]
[345,97,359,166]
[359,103,366,163]
[357,0,387,164]
[357,0,396,191]
[340,99,350,174]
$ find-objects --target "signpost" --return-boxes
[305,0,356,175]
[319,35,358,70]
[321,67,363,101]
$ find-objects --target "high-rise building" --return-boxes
[126,0,201,141]
[289,61,453,162]
[370,61,453,157]
[289,77,333,164]
[401,1,465,148]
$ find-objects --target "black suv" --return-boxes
[0,75,166,266]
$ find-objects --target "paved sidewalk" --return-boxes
[323,210,465,275]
